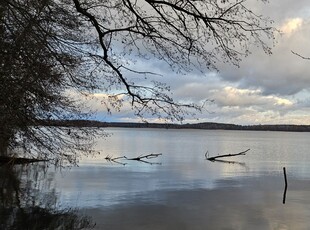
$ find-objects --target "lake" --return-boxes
[1,128,310,229]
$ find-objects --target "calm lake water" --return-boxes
[2,128,310,229]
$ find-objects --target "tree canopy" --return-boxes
[0,0,98,163]
[0,0,274,164]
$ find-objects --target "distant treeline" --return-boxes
[39,120,310,132]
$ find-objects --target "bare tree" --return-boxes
[72,0,274,120]
[0,0,275,163]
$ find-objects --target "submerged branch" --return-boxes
[104,153,162,165]
[125,153,163,165]
[105,155,127,165]
[207,149,250,161]
[125,153,162,161]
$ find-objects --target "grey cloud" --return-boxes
[256,0,310,20]
[216,19,310,96]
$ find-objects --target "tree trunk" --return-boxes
[0,141,9,156]
[0,130,11,156]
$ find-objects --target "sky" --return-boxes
[88,0,310,125]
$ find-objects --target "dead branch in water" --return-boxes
[207,149,250,161]
[104,153,162,165]
[126,153,162,161]
[105,155,127,165]
[125,153,162,165]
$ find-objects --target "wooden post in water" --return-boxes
[283,167,288,204]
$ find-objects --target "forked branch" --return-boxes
[126,153,162,161]
[105,153,162,165]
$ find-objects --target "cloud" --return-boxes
[213,17,310,97]
[195,86,300,125]
[211,87,294,108]
[280,18,303,35]
[164,78,308,125]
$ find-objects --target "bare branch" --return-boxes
[292,50,310,60]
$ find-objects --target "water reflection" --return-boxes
[82,176,310,230]
[2,129,310,229]
[208,159,248,167]
[0,163,95,229]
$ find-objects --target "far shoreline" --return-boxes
[39,120,310,133]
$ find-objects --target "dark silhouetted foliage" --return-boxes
[0,0,274,163]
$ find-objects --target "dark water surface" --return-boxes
[1,128,310,229]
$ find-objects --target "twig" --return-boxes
[291,50,310,60]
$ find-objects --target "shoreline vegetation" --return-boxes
[39,120,310,132]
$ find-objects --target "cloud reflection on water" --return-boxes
[83,175,310,230]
